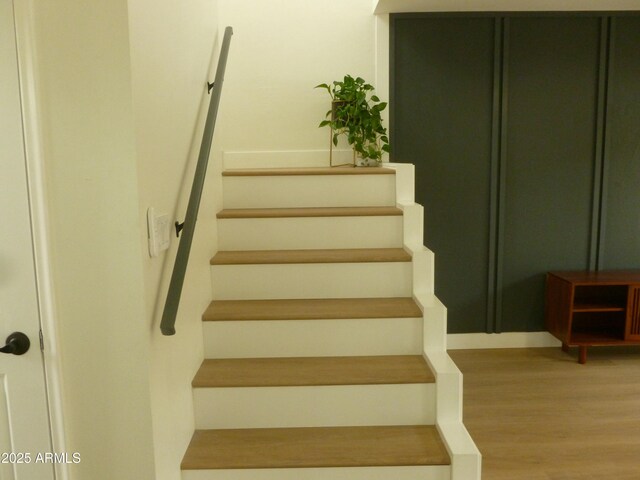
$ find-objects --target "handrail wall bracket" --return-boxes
[175,221,184,237]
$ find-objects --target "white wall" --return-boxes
[375,0,640,13]
[23,2,411,479]
[217,0,380,153]
[30,0,156,478]
[127,1,220,479]
[30,0,222,478]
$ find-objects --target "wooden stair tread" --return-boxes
[203,297,423,321]
[217,206,403,219]
[192,355,434,388]
[222,166,396,176]
[181,425,450,469]
[211,248,411,265]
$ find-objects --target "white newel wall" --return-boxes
[127,1,221,479]
[389,164,482,479]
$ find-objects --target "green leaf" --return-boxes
[319,120,331,128]
[371,95,380,102]
[372,102,387,112]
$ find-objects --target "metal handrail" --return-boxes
[161,26,233,335]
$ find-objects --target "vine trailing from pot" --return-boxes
[315,75,390,166]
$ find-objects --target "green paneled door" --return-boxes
[392,16,495,333]
[391,13,640,334]
[499,17,601,331]
[600,16,640,269]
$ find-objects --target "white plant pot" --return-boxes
[355,157,380,167]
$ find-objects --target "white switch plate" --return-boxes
[147,208,171,257]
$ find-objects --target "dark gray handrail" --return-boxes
[161,26,233,335]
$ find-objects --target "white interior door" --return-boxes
[1,1,55,478]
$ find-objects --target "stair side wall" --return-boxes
[390,162,482,480]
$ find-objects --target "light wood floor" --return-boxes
[216,206,403,219]
[449,347,640,480]
[193,355,435,388]
[203,297,422,321]
[222,166,395,176]
[210,248,411,265]
[182,425,449,469]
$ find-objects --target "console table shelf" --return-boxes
[572,304,625,312]
[545,270,640,364]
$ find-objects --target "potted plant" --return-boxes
[315,75,390,166]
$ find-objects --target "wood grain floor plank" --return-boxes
[217,206,403,219]
[449,347,640,480]
[222,167,396,176]
[202,297,423,321]
[181,425,449,469]
[192,355,435,388]
[210,248,411,265]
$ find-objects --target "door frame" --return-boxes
[11,1,68,478]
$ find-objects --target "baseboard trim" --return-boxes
[447,332,561,350]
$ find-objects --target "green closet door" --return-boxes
[500,17,601,331]
[600,16,640,269]
[392,17,495,333]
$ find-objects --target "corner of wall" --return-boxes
[30,0,157,477]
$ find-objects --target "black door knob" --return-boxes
[0,332,30,355]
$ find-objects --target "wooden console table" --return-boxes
[545,270,640,364]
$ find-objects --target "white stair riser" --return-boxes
[183,466,451,480]
[222,175,396,209]
[203,317,423,358]
[223,150,349,169]
[211,263,412,300]
[218,216,403,250]
[193,384,436,429]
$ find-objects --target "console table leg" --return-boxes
[579,346,587,364]
[562,343,570,353]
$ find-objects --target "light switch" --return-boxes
[147,208,171,257]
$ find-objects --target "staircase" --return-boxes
[180,158,481,479]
